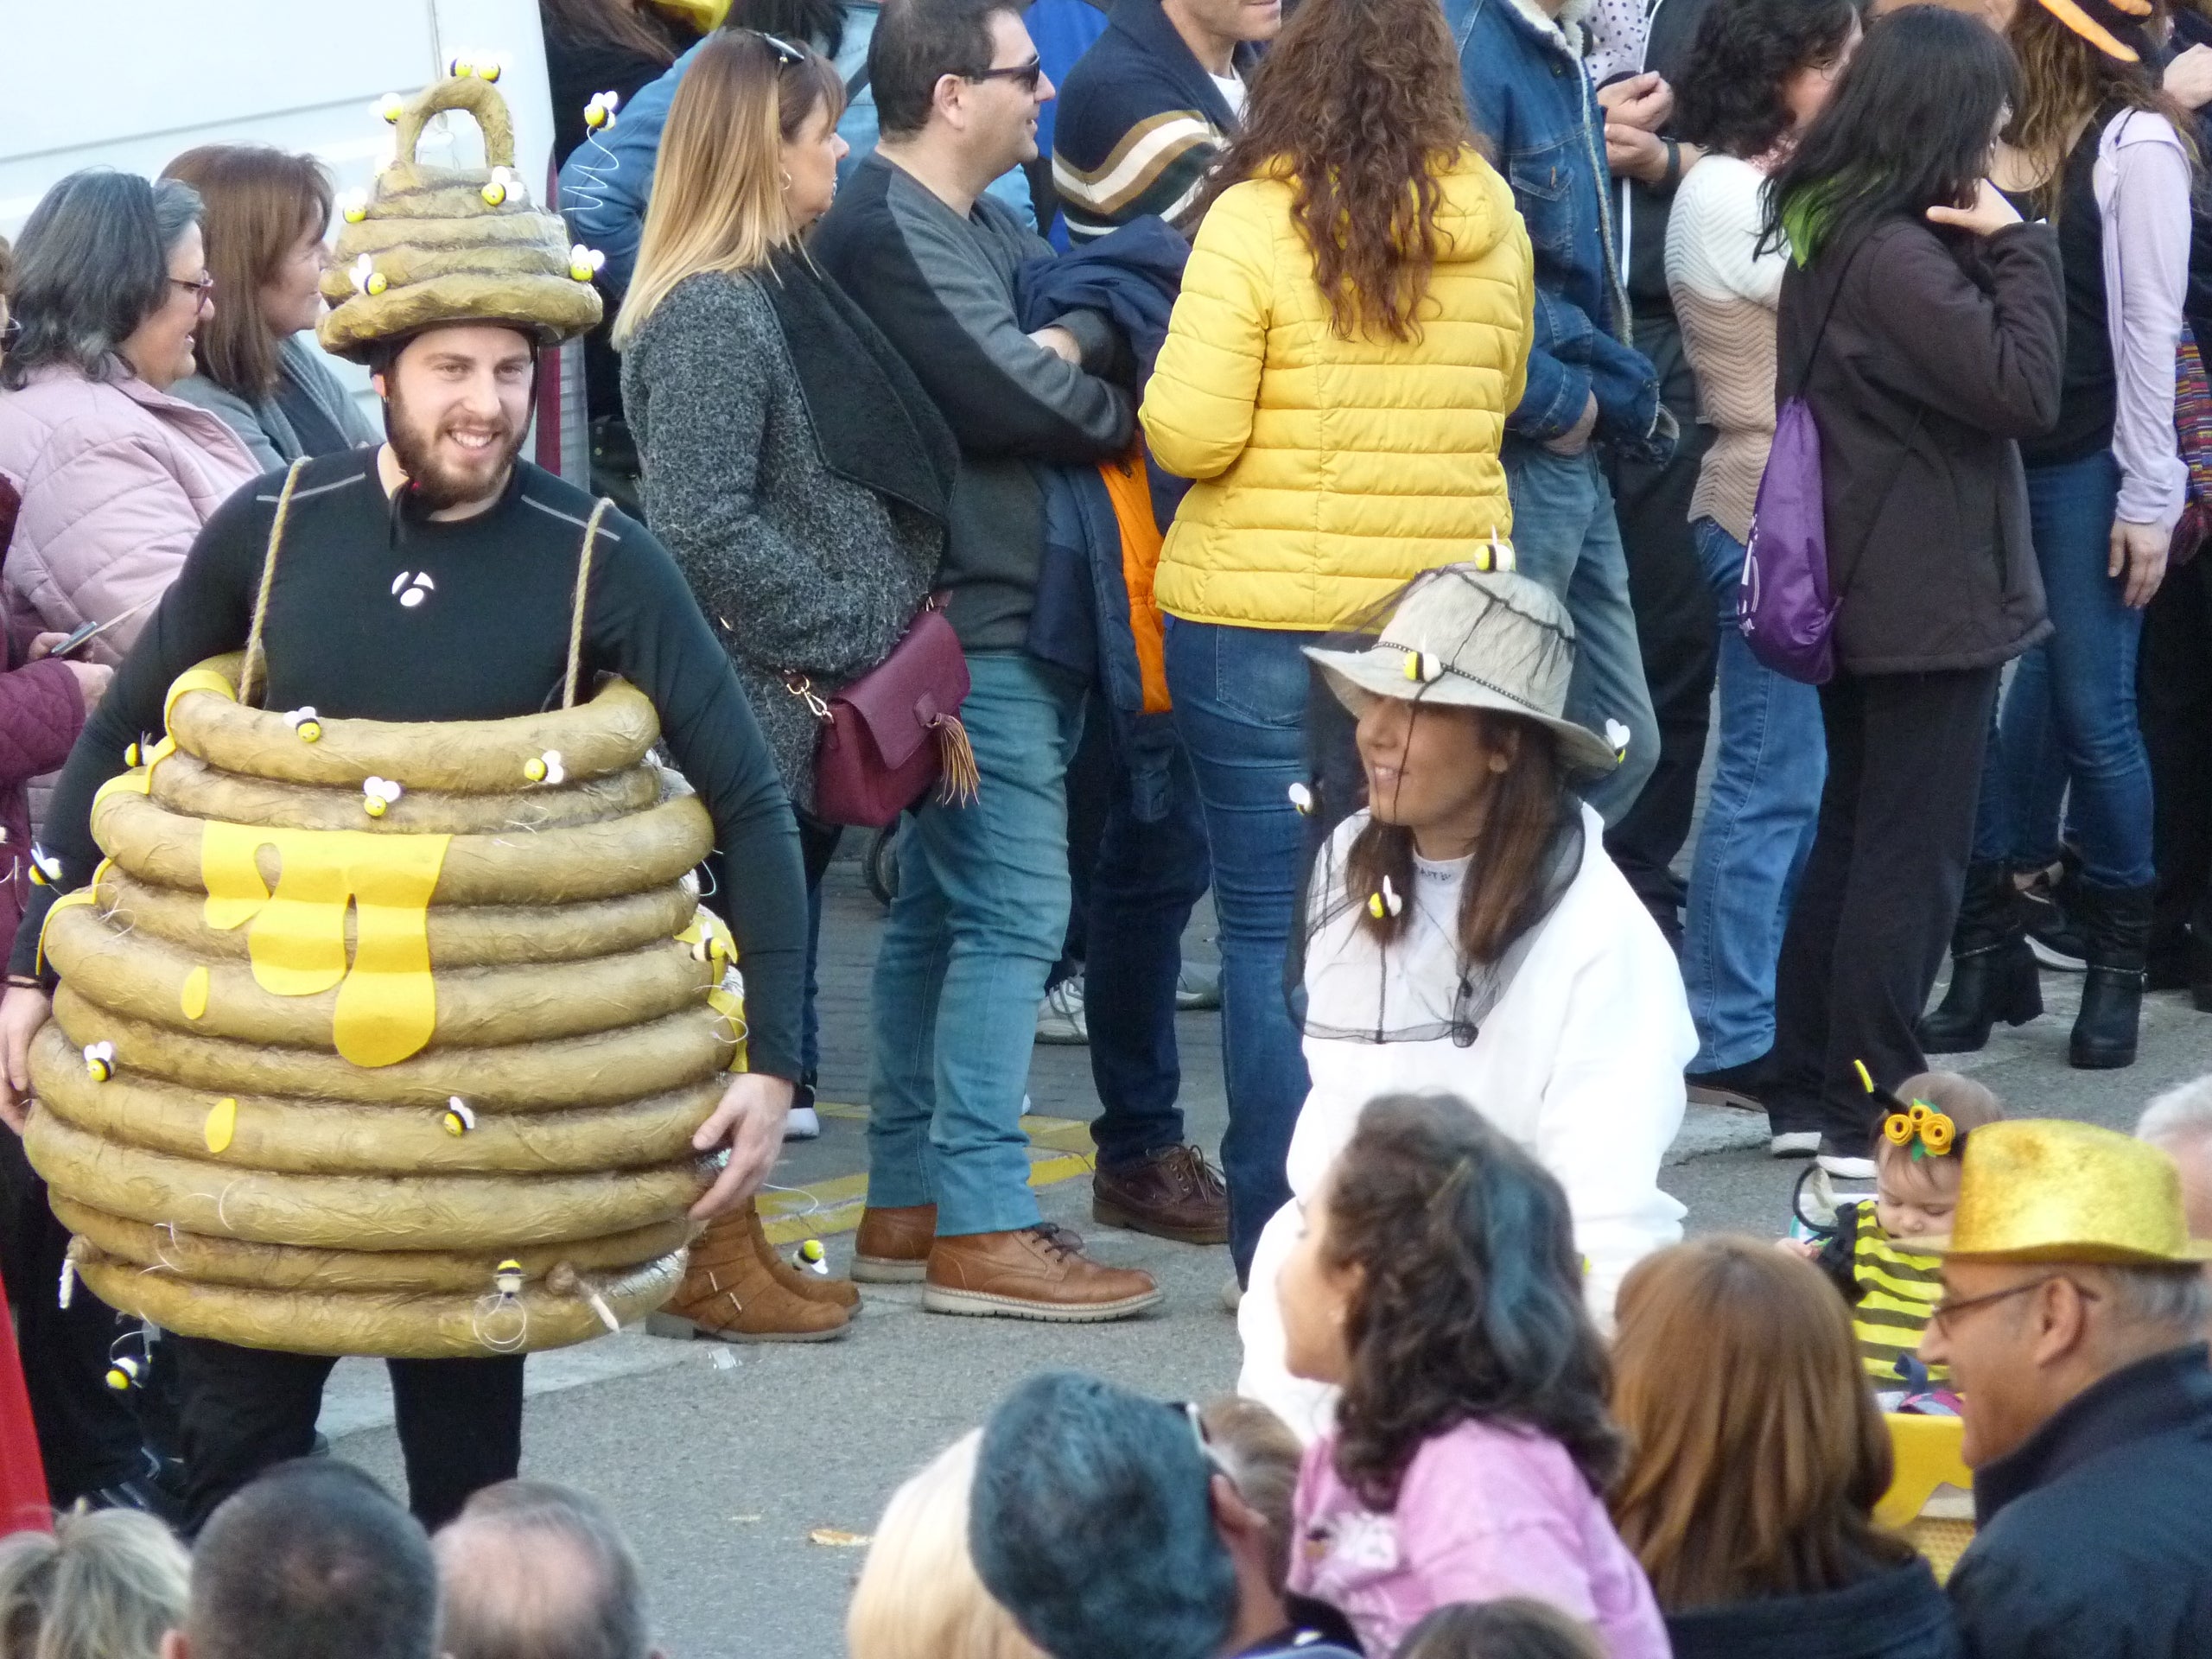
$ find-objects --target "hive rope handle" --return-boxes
[391,73,518,176]
[238,457,311,710]
[563,499,613,710]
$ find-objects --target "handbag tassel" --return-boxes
[932,715,981,806]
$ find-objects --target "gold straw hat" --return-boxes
[318,68,602,363]
[1920,1119,2212,1266]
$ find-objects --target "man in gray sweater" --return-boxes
[811,0,1161,1321]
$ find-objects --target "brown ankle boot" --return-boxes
[747,1205,859,1311]
[645,1205,850,1343]
[924,1224,1162,1322]
[854,1204,937,1282]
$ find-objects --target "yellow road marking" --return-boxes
[760,1107,1096,1245]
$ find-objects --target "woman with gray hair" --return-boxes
[0,1506,188,1659]
[0,168,255,668]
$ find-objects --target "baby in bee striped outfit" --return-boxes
[1805,1071,2006,1402]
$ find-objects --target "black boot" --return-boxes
[1916,861,2043,1054]
[2071,881,2154,1069]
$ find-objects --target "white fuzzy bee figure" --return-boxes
[480,166,518,207]
[1287,781,1314,817]
[583,90,621,130]
[339,188,369,225]
[282,707,321,743]
[83,1042,116,1083]
[522,751,566,786]
[568,244,607,283]
[1366,874,1404,921]
[442,1097,476,1136]
[27,846,61,887]
[1605,720,1631,761]
[362,777,404,819]
[373,92,405,124]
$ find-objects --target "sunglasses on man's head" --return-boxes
[967,55,1045,93]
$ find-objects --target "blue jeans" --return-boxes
[1165,620,1313,1278]
[1502,442,1659,823]
[1972,450,2153,889]
[1087,737,1212,1166]
[867,652,1086,1236]
[1683,519,1825,1071]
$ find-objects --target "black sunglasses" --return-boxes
[750,29,807,65]
[967,55,1045,93]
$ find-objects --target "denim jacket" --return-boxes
[1442,0,1666,459]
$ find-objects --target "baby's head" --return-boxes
[1874,1071,2005,1241]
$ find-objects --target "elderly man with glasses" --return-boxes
[1918,1119,2212,1659]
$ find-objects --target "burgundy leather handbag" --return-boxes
[789,602,978,829]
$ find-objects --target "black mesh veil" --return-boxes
[1286,566,1592,1047]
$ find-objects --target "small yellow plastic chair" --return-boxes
[1879,1413,1976,1582]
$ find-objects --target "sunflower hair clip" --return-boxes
[1853,1059,1961,1161]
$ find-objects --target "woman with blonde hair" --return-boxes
[1139,0,1535,1284]
[617,27,955,1338]
[1608,1236,1955,1659]
[848,1431,1044,1659]
[162,145,378,471]
[0,1507,188,1659]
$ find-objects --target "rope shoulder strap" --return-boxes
[563,499,614,710]
[238,457,313,709]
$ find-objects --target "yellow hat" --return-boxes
[1921,1119,2212,1266]
[318,71,601,364]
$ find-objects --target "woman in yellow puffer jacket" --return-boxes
[1137,0,1533,1279]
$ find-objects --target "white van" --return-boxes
[0,0,588,480]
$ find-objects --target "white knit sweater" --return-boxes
[1237,803,1695,1440]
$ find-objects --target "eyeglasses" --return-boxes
[1170,1401,1239,1484]
[170,274,214,302]
[967,56,1045,93]
[750,29,806,65]
[1928,1275,2100,1332]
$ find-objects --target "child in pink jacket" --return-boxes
[1276,1095,1669,1659]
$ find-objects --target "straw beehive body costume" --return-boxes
[5,70,814,1526]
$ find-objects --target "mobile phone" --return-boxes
[50,620,101,659]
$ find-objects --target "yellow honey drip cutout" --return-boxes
[200,824,451,1067]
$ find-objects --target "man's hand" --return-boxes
[1027,325,1083,365]
[2110,518,2170,609]
[1606,123,1669,185]
[688,1071,796,1219]
[2166,43,2212,111]
[0,986,51,1135]
[1544,392,1601,456]
[1597,71,1673,133]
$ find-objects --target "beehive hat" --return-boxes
[1920,1119,2212,1266]
[318,68,602,364]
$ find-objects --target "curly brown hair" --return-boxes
[2005,0,2196,217]
[1197,0,1478,340]
[1324,1096,1623,1510]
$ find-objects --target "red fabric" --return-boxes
[0,1313,51,1533]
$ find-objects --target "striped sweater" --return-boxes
[1819,1201,1947,1389]
[1051,0,1259,245]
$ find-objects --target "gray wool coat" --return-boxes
[621,270,944,816]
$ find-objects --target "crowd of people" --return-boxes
[3,0,2212,1647]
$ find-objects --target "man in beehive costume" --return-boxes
[0,70,847,1530]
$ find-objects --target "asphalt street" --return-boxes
[318,849,2212,1659]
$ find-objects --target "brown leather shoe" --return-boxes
[748,1205,859,1311]
[924,1224,1163,1322]
[644,1205,850,1343]
[853,1204,937,1283]
[1092,1145,1229,1245]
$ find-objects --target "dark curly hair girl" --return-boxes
[1323,1095,1622,1510]
[1196,0,1478,340]
[1673,0,1859,162]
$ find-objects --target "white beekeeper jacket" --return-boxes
[1237,801,1694,1440]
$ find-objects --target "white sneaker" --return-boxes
[1770,1131,1821,1159]
[1176,960,1223,1011]
[783,1104,822,1141]
[1818,1150,1879,1180]
[1036,978,1089,1045]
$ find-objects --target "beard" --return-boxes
[383,380,527,512]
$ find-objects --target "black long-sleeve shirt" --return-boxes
[12,448,806,1080]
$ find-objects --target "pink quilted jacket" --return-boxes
[0,367,256,665]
